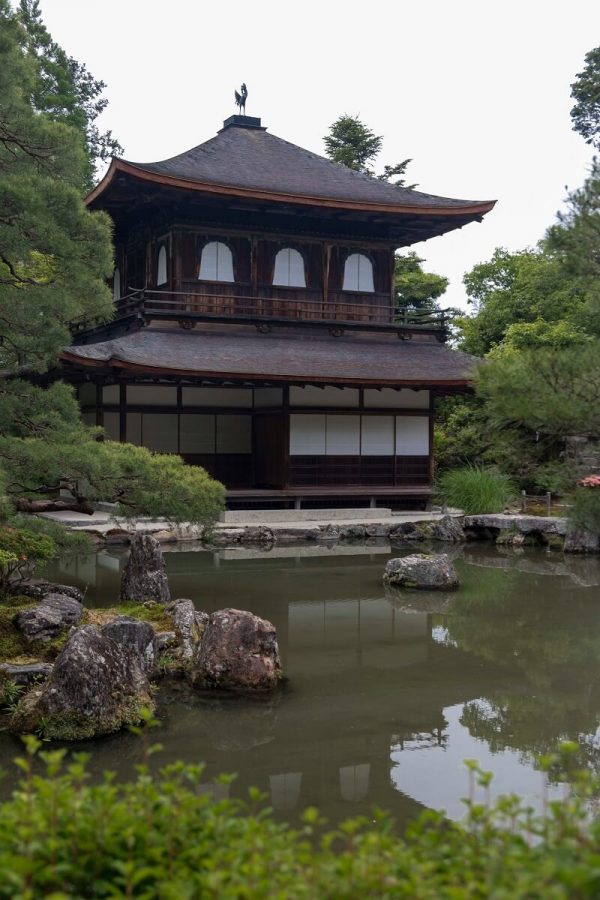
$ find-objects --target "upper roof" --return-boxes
[87,117,495,218]
[62,324,478,388]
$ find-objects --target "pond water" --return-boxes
[4,541,600,828]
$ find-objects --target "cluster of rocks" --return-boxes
[3,535,282,741]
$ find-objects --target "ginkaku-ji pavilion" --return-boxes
[61,110,495,509]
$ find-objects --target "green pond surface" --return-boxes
[5,541,600,827]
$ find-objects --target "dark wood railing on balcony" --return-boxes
[73,286,450,340]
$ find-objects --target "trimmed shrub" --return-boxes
[0,526,55,595]
[437,465,515,514]
[0,740,596,897]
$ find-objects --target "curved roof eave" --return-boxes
[86,158,496,219]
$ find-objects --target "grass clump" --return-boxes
[569,482,600,535]
[438,464,515,515]
[84,602,172,631]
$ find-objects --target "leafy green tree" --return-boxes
[394,251,448,312]
[0,2,223,525]
[17,0,122,191]
[324,114,412,186]
[570,46,600,150]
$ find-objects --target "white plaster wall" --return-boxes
[361,416,395,455]
[396,416,429,454]
[127,385,177,406]
[289,414,326,454]
[142,413,179,453]
[103,412,120,441]
[182,386,253,408]
[179,414,215,454]
[364,388,429,409]
[326,415,360,454]
[254,387,284,408]
[290,386,359,407]
[102,384,120,404]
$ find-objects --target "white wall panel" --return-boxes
[142,414,179,453]
[326,415,360,455]
[127,385,177,406]
[126,412,142,445]
[254,388,283,408]
[216,415,252,453]
[395,416,429,455]
[102,384,120,405]
[103,412,120,441]
[289,414,326,455]
[179,414,215,454]
[364,388,429,409]
[182,386,253,408]
[361,416,394,455]
[290,386,359,407]
[78,383,96,408]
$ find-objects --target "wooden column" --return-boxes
[323,243,331,318]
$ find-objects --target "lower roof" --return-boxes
[62,324,478,388]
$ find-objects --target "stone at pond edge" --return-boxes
[383,553,460,591]
[101,616,157,672]
[166,599,209,660]
[120,533,170,604]
[193,608,282,693]
[14,593,83,643]
[564,529,600,554]
[15,580,84,603]
[10,624,154,740]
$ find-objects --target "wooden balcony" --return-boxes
[105,284,449,337]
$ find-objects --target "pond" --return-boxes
[4,541,600,828]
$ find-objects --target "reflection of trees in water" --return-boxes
[440,568,600,768]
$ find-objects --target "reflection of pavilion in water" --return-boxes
[46,545,496,822]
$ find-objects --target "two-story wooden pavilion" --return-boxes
[61,113,494,509]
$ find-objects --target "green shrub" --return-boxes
[9,514,92,555]
[569,481,600,534]
[437,464,515,514]
[0,741,596,897]
[0,526,55,595]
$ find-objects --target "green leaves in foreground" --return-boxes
[0,743,599,897]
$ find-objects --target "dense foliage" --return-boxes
[569,482,600,534]
[438,51,600,505]
[0,739,596,898]
[570,45,600,150]
[0,526,54,594]
[0,1,224,527]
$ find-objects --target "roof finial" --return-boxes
[234,83,248,115]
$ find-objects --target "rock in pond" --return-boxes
[11,625,154,740]
[166,599,209,660]
[383,553,460,591]
[16,580,84,603]
[101,616,157,672]
[14,593,83,643]
[120,533,170,604]
[193,608,282,693]
[564,528,600,554]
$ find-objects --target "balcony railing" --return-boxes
[111,286,449,334]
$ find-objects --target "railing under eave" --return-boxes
[72,287,450,338]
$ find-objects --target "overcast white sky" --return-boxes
[40,0,600,309]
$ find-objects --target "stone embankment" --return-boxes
[35,509,599,553]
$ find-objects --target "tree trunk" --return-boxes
[16,498,95,515]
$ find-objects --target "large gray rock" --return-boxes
[564,529,600,554]
[239,526,275,548]
[383,553,460,590]
[120,533,170,604]
[463,514,568,536]
[14,593,83,643]
[11,625,154,740]
[193,608,282,693]
[15,580,84,603]
[166,599,209,659]
[101,616,156,672]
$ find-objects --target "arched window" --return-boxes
[342,253,374,292]
[113,267,121,301]
[157,245,167,286]
[198,241,234,282]
[273,248,306,287]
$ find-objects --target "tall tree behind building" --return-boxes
[17,0,122,191]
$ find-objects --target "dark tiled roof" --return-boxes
[126,124,490,211]
[63,326,478,386]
